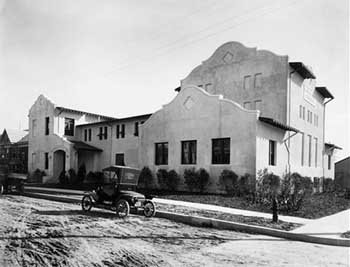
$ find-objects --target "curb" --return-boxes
[21,192,350,247]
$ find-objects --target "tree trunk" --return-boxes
[272,197,278,223]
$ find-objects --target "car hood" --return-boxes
[119,190,145,199]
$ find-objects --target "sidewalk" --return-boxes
[154,198,312,225]
[292,209,350,239]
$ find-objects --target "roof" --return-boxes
[335,156,350,165]
[259,117,299,132]
[325,142,342,150]
[315,86,334,99]
[69,140,103,152]
[1,129,28,144]
[289,62,316,79]
[56,106,116,121]
[76,113,153,128]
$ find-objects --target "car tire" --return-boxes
[116,199,130,218]
[143,200,156,217]
[82,195,93,212]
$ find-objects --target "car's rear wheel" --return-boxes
[143,201,156,217]
[116,199,130,218]
[82,195,93,211]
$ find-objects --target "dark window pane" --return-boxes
[134,122,139,136]
[45,117,50,135]
[155,142,168,165]
[64,118,75,136]
[115,153,125,166]
[212,138,230,164]
[269,140,276,166]
[181,140,197,164]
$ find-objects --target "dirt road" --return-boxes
[0,195,348,267]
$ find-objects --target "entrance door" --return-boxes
[53,150,66,179]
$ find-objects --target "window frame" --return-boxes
[45,117,50,136]
[181,140,197,165]
[155,142,168,165]
[268,140,276,166]
[64,118,75,136]
[211,138,230,165]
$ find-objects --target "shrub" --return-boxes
[68,168,78,185]
[323,178,335,192]
[238,173,253,196]
[138,167,154,189]
[255,168,281,204]
[157,169,168,190]
[197,168,210,193]
[184,168,198,192]
[167,169,180,191]
[77,164,86,183]
[279,172,313,211]
[30,168,45,183]
[219,169,239,196]
[59,170,68,185]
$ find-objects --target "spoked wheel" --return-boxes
[143,201,156,217]
[116,199,130,218]
[81,195,93,211]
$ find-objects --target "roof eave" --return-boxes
[289,62,316,79]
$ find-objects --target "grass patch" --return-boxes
[161,193,350,219]
[157,203,300,231]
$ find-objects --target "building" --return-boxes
[28,41,341,189]
[335,157,350,189]
[0,129,28,174]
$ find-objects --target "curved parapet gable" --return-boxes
[28,94,56,117]
[182,41,287,83]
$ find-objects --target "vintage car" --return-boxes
[81,165,156,218]
[0,165,26,194]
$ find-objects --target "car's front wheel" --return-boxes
[116,199,130,218]
[82,195,93,211]
[143,200,156,217]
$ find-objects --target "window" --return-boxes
[310,111,313,124]
[299,105,303,118]
[308,135,312,167]
[181,140,197,164]
[115,153,125,166]
[134,122,139,136]
[268,140,276,166]
[314,114,318,127]
[243,75,251,90]
[64,118,75,136]
[84,129,88,142]
[99,127,103,140]
[88,129,92,141]
[32,119,37,137]
[307,110,310,122]
[116,124,125,139]
[314,137,318,167]
[44,152,49,170]
[254,73,262,88]
[155,142,168,165]
[45,117,50,135]
[328,155,331,170]
[212,138,230,164]
[104,126,108,139]
[301,133,304,166]
[302,106,305,120]
[243,101,251,109]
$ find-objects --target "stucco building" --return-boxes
[28,41,340,189]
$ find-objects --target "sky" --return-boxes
[0,0,349,159]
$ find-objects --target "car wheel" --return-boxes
[143,201,156,217]
[82,195,93,211]
[116,199,130,218]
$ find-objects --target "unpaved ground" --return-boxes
[0,195,349,267]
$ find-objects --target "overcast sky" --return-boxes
[0,0,349,159]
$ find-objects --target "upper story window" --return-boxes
[64,118,75,136]
[181,140,197,165]
[299,105,303,119]
[84,129,88,141]
[88,129,92,141]
[302,106,305,120]
[212,138,230,164]
[155,142,168,165]
[328,155,332,170]
[45,117,50,136]
[269,140,276,166]
[134,122,139,136]
[98,126,108,140]
[32,119,37,137]
[243,75,251,90]
[254,73,262,88]
[314,114,318,127]
[116,124,125,139]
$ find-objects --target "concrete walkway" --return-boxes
[292,209,350,238]
[154,198,312,225]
